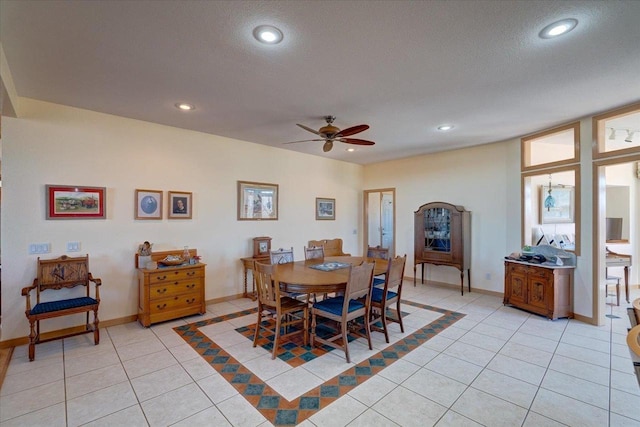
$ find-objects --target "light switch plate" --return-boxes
[67,241,81,252]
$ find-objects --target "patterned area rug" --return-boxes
[174,301,464,426]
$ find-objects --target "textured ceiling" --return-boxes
[1,0,640,164]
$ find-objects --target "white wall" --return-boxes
[363,141,520,294]
[1,99,363,341]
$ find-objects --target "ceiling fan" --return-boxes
[285,115,375,152]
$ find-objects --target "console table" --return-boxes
[241,255,269,300]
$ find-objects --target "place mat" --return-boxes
[308,261,350,271]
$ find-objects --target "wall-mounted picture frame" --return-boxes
[316,197,335,220]
[135,189,163,220]
[540,185,575,224]
[168,191,192,219]
[46,185,106,219]
[238,181,278,220]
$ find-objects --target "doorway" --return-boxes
[363,188,395,257]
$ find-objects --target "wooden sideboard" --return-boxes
[504,260,573,320]
[136,249,206,327]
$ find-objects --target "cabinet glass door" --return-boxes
[424,207,451,252]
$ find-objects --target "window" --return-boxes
[593,102,640,159]
[521,122,580,171]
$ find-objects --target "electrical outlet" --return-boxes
[67,241,81,252]
[29,243,51,254]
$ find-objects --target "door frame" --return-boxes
[363,188,396,257]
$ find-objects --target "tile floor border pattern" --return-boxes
[174,300,464,426]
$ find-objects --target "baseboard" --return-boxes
[0,347,14,388]
[410,277,504,298]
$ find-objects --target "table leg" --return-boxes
[624,266,630,303]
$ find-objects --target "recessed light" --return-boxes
[437,124,454,131]
[175,103,195,111]
[253,25,283,44]
[539,18,578,39]
[346,148,356,152]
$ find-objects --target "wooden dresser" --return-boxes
[504,260,573,320]
[136,249,206,327]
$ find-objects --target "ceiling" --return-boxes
[1,0,640,165]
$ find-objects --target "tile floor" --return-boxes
[1,282,639,427]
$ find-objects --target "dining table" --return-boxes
[273,256,388,294]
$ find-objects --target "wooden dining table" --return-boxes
[273,256,388,294]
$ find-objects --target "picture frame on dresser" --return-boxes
[135,189,162,220]
[237,181,278,220]
[168,191,192,219]
[46,184,106,219]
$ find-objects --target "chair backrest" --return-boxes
[344,262,375,305]
[254,261,280,306]
[37,255,91,299]
[308,238,348,256]
[367,245,389,260]
[385,255,407,294]
[270,247,294,264]
[304,246,325,260]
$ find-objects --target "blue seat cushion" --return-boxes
[373,277,385,287]
[313,296,364,316]
[371,288,398,303]
[31,297,98,315]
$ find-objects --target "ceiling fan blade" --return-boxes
[283,138,325,145]
[297,124,322,135]
[341,138,375,146]
[323,141,334,152]
[336,124,369,137]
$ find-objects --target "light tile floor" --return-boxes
[1,283,639,426]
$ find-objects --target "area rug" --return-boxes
[174,301,464,426]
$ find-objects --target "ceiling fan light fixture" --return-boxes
[539,18,578,39]
[253,25,283,44]
[437,124,454,131]
[175,103,195,111]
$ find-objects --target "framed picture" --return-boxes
[135,189,163,220]
[168,191,192,219]
[238,181,278,220]
[46,185,106,219]
[540,185,575,224]
[316,197,335,220]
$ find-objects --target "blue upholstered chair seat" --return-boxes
[313,296,364,316]
[31,297,98,315]
[371,287,397,303]
[373,277,385,287]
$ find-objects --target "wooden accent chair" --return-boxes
[627,298,640,387]
[270,247,294,264]
[367,245,390,287]
[252,261,308,359]
[369,254,407,343]
[21,255,101,361]
[308,239,351,257]
[310,262,374,363]
[304,245,325,260]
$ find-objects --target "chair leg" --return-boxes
[396,300,404,333]
[93,309,100,345]
[364,311,373,350]
[381,306,390,343]
[616,281,620,306]
[303,308,309,346]
[310,311,317,348]
[341,320,350,363]
[272,314,281,360]
[252,305,262,347]
[28,318,37,361]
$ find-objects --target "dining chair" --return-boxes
[369,254,407,343]
[304,245,325,260]
[270,247,294,264]
[310,261,374,363]
[367,245,389,286]
[252,261,309,359]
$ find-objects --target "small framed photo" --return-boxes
[168,191,192,219]
[135,189,163,220]
[238,181,278,220]
[316,197,335,220]
[46,185,106,219]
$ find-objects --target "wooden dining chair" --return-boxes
[367,245,389,286]
[270,247,294,264]
[252,261,308,359]
[369,254,407,343]
[310,262,374,363]
[304,245,325,260]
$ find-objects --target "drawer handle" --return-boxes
[187,271,195,276]
[156,303,167,310]
[155,275,167,281]
[186,298,196,304]
[156,288,168,294]
[186,283,195,289]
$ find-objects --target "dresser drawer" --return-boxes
[149,279,202,300]
[149,293,202,314]
[147,267,202,285]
